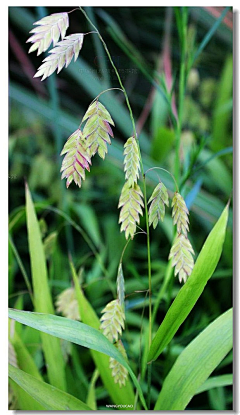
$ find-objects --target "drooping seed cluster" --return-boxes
[148,182,169,229]
[100,264,128,387]
[118,136,143,240]
[55,286,81,320]
[169,193,195,283]
[27,12,115,188]
[27,12,69,55]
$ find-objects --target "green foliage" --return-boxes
[154,308,233,410]
[25,184,67,391]
[148,203,229,362]
[8,309,147,410]
[9,364,91,410]
[9,5,233,411]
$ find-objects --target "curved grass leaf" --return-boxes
[9,364,91,411]
[8,308,147,410]
[154,308,233,410]
[9,327,45,410]
[70,259,137,409]
[25,184,66,391]
[86,369,99,410]
[148,203,229,362]
[196,374,233,395]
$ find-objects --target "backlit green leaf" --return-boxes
[154,309,233,410]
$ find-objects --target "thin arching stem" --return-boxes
[144,166,179,193]
[79,6,153,398]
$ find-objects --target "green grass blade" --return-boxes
[87,369,99,410]
[9,364,91,411]
[191,7,231,66]
[195,374,233,395]
[9,325,45,410]
[154,308,233,410]
[25,184,66,391]
[70,259,138,409]
[148,203,229,362]
[8,309,147,410]
[9,234,34,305]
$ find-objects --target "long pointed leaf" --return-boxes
[154,308,233,410]
[25,184,66,391]
[8,308,147,410]
[148,203,229,362]
[9,364,91,411]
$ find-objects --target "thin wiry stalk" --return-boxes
[79,6,153,402]
[174,7,188,185]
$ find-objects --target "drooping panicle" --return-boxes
[34,34,84,80]
[171,192,189,236]
[123,136,141,187]
[118,182,144,240]
[148,182,169,229]
[100,299,125,343]
[60,129,91,188]
[82,100,115,159]
[169,234,195,284]
[109,340,128,387]
[27,12,69,55]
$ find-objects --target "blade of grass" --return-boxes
[9,234,34,305]
[9,364,91,411]
[87,369,99,410]
[195,374,233,395]
[9,324,44,410]
[70,258,138,409]
[154,308,233,410]
[8,309,147,410]
[25,184,66,391]
[190,7,231,67]
[148,202,229,362]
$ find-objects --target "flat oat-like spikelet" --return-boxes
[34,34,84,80]
[118,182,144,240]
[100,299,125,343]
[148,182,169,229]
[171,192,190,236]
[60,129,91,188]
[169,234,195,283]
[82,100,115,159]
[55,287,81,320]
[123,136,140,186]
[27,13,69,55]
[109,340,128,387]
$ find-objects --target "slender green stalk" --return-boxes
[9,234,34,306]
[174,7,188,186]
[79,6,153,401]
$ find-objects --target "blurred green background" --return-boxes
[9,7,233,410]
